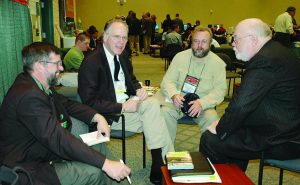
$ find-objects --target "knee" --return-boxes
[199,131,216,153]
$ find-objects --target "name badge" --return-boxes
[115,81,127,94]
[181,75,200,94]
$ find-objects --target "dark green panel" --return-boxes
[41,0,54,44]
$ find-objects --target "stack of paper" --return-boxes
[167,151,194,170]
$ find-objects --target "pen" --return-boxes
[120,159,132,184]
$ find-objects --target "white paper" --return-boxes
[79,131,110,146]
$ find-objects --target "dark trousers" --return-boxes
[200,131,300,171]
[273,32,292,47]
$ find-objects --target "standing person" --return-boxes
[161,14,173,33]
[200,18,300,171]
[0,42,131,185]
[127,11,141,56]
[159,27,227,144]
[273,6,297,47]
[86,25,99,49]
[173,13,184,33]
[63,33,90,71]
[78,19,174,184]
[150,14,157,44]
[141,12,152,54]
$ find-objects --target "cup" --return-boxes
[145,80,150,86]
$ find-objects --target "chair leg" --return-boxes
[143,133,146,168]
[121,114,126,163]
[227,78,232,96]
[258,152,265,185]
[279,168,284,185]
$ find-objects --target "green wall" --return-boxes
[76,0,300,33]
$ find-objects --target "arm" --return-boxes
[216,63,275,140]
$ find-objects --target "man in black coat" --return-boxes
[0,42,130,184]
[78,19,174,184]
[200,18,300,171]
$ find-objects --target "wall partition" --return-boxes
[0,1,32,103]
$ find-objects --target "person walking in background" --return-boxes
[78,19,174,185]
[150,14,157,44]
[273,6,297,47]
[201,18,300,171]
[141,12,152,54]
[127,11,141,56]
[63,33,90,71]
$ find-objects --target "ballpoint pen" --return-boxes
[120,159,132,184]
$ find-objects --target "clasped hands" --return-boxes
[171,94,202,118]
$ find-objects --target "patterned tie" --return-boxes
[114,55,120,81]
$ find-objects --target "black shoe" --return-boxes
[149,169,162,185]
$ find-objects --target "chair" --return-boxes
[104,113,146,168]
[258,140,300,185]
[56,87,146,168]
[216,53,241,96]
[160,43,183,70]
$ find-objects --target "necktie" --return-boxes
[114,55,120,81]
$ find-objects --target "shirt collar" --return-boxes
[31,75,52,95]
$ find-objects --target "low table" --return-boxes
[150,44,162,57]
[161,164,254,185]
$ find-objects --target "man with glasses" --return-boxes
[78,19,174,184]
[0,42,131,184]
[159,26,227,144]
[201,18,300,171]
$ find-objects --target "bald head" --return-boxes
[233,18,272,61]
[236,18,272,40]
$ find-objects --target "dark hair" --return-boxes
[22,42,60,73]
[87,25,98,35]
[286,6,296,12]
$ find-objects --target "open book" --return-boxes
[79,131,110,146]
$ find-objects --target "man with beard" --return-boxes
[200,18,300,171]
[0,42,131,185]
[159,26,227,144]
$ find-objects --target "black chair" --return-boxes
[160,43,183,70]
[105,114,146,168]
[216,53,241,96]
[258,140,300,185]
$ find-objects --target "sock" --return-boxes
[150,148,163,181]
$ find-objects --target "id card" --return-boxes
[181,75,200,94]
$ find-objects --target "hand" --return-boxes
[93,114,110,138]
[102,159,131,181]
[122,99,139,113]
[188,100,202,117]
[171,94,185,108]
[136,88,148,101]
[207,120,219,135]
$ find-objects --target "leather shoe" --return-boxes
[150,171,162,185]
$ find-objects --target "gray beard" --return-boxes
[192,48,210,58]
[47,72,59,87]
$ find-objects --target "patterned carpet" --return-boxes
[105,54,299,185]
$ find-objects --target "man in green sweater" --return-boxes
[63,33,90,71]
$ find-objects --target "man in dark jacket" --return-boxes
[200,18,300,171]
[0,42,130,184]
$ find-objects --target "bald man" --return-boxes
[200,18,300,171]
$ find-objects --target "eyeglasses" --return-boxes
[192,39,210,45]
[111,35,128,41]
[233,35,251,44]
[45,61,63,67]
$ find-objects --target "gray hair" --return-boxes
[103,19,128,35]
[192,26,213,43]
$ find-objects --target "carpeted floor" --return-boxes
[106,53,300,185]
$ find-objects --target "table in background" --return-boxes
[149,44,162,57]
[161,164,254,185]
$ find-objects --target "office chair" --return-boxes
[258,140,300,185]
